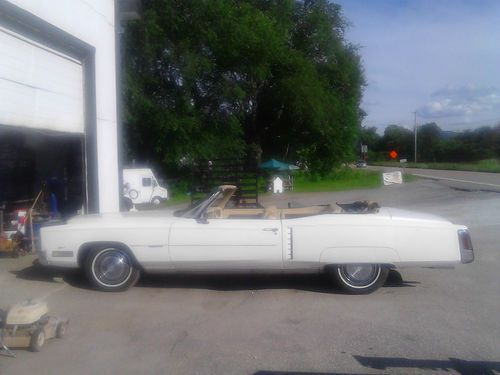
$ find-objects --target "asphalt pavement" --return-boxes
[1,178,499,375]
[368,165,500,192]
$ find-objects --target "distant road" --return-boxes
[368,165,500,191]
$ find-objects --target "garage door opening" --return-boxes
[0,125,86,218]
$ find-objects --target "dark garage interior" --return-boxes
[0,125,85,218]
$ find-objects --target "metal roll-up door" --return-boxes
[0,26,84,133]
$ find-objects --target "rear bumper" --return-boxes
[460,248,474,264]
[458,229,474,264]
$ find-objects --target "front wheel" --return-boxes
[85,246,141,292]
[56,321,66,339]
[330,264,388,294]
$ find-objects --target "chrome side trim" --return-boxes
[52,250,74,258]
[287,227,293,260]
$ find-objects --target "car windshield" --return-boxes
[177,189,222,218]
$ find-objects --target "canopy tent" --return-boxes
[259,159,300,171]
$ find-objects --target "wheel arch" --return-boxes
[77,241,140,269]
[322,262,395,277]
[319,246,400,268]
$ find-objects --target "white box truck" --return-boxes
[123,168,168,205]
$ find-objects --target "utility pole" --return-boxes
[413,111,418,163]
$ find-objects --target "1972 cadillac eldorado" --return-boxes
[39,185,474,294]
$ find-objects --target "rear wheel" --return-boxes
[30,328,45,352]
[330,264,388,294]
[85,246,140,292]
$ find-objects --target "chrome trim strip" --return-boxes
[287,227,293,260]
[52,250,74,258]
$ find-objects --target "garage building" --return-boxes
[0,0,137,216]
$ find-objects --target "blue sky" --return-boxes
[334,0,500,132]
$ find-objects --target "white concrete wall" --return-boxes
[7,0,120,213]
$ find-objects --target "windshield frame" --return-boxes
[180,188,223,219]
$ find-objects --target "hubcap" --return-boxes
[37,331,45,346]
[338,264,381,288]
[92,248,133,287]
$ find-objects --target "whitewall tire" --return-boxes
[331,264,388,294]
[85,246,140,292]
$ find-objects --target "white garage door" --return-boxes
[0,26,84,133]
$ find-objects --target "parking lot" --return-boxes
[1,179,499,375]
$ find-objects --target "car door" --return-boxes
[169,217,284,271]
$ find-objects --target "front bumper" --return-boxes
[37,250,49,265]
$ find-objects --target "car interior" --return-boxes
[205,186,379,220]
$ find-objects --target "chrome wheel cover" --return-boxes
[91,248,133,287]
[337,264,381,289]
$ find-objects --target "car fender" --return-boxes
[319,246,400,266]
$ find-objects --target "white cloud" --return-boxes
[335,0,500,130]
[418,86,500,119]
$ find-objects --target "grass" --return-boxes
[164,193,191,206]
[162,168,417,205]
[371,159,500,173]
[402,173,418,183]
[292,169,383,192]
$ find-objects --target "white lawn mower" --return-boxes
[0,300,68,357]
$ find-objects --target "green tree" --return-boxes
[122,0,365,175]
[417,122,441,162]
[359,126,381,149]
[379,125,413,160]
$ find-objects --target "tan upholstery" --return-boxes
[221,208,265,218]
[214,204,343,219]
[207,184,347,219]
[263,206,280,220]
[206,206,223,219]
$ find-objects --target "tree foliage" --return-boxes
[360,123,500,163]
[379,125,414,159]
[122,0,365,174]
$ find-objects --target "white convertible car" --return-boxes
[39,185,474,294]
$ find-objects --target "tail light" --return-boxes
[458,229,474,264]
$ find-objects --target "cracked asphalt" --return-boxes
[1,178,499,375]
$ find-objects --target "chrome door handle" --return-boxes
[263,228,279,233]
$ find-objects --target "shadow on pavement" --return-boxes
[136,273,337,294]
[255,372,382,375]
[136,269,413,294]
[10,259,91,290]
[11,262,415,294]
[354,355,500,375]
[385,269,420,288]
